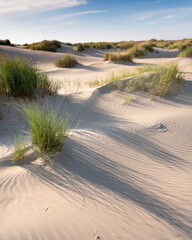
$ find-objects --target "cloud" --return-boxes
[48,10,108,21]
[136,1,160,5]
[0,0,87,17]
[133,6,192,22]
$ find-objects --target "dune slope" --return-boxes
[0,46,192,240]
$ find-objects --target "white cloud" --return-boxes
[0,0,87,17]
[133,6,192,22]
[48,10,108,21]
[136,1,160,5]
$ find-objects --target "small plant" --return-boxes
[179,47,192,58]
[123,94,134,104]
[88,79,100,88]
[37,72,61,95]
[77,43,85,51]
[21,103,70,162]
[13,134,28,163]
[54,54,78,68]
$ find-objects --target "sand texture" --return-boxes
[0,45,192,240]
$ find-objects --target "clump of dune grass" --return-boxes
[0,39,12,46]
[104,43,153,63]
[37,72,61,95]
[54,54,78,68]
[123,94,134,104]
[26,40,61,52]
[109,64,184,98]
[21,103,69,162]
[88,79,100,88]
[89,69,135,87]
[179,47,192,58]
[0,54,58,98]
[77,43,85,51]
[104,51,133,63]
[13,133,28,163]
[76,42,115,51]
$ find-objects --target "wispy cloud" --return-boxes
[48,10,108,21]
[136,1,160,5]
[133,6,192,22]
[0,0,87,17]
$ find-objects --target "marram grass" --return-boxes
[13,133,28,163]
[54,54,78,68]
[108,64,184,99]
[21,102,70,162]
[179,47,192,58]
[0,54,59,98]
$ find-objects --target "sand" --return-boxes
[0,45,192,240]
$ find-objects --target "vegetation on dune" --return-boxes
[0,54,59,98]
[13,133,28,162]
[89,64,184,99]
[54,54,78,68]
[25,40,61,52]
[75,38,192,51]
[0,39,13,46]
[20,38,192,52]
[179,46,192,58]
[108,64,184,99]
[76,42,114,51]
[89,69,135,88]
[104,43,153,63]
[104,51,133,63]
[21,103,70,162]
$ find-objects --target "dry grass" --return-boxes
[25,40,61,52]
[179,47,192,58]
[54,54,78,68]
[104,43,153,63]
[108,64,184,99]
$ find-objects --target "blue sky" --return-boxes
[1,0,192,44]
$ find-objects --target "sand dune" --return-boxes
[0,46,192,240]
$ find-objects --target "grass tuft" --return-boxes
[21,103,69,162]
[123,94,134,104]
[13,133,28,163]
[54,54,78,68]
[0,54,58,98]
[179,47,192,58]
[104,51,133,63]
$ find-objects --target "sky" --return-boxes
[0,0,192,44]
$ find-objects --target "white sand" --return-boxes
[0,45,192,240]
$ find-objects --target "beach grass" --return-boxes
[21,103,69,162]
[0,54,59,98]
[54,54,78,68]
[104,43,153,63]
[104,51,133,63]
[76,42,114,51]
[25,40,61,52]
[13,133,28,163]
[108,64,184,98]
[179,46,192,58]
